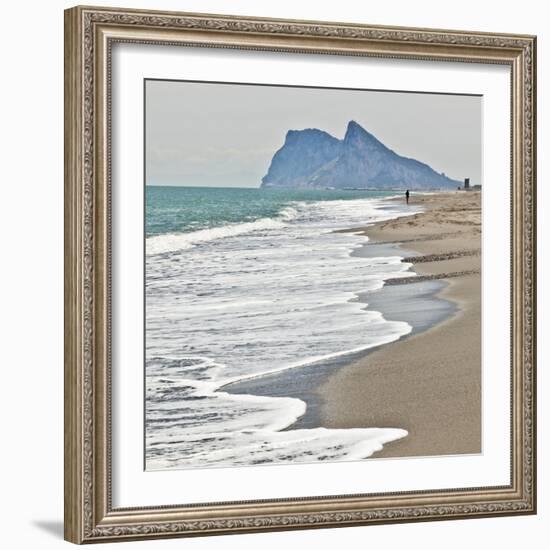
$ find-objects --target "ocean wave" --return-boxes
[145,194,421,468]
[145,197,406,256]
[145,354,408,469]
[146,207,302,256]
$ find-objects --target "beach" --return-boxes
[323,190,482,457]
[225,190,481,460]
[146,187,421,468]
[147,187,482,467]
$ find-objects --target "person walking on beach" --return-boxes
[405,189,410,204]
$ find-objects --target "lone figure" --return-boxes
[405,189,410,205]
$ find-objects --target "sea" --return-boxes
[145,186,420,470]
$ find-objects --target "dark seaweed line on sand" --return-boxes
[386,269,479,285]
[403,249,480,263]
[367,232,462,244]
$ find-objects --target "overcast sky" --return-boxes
[145,79,482,188]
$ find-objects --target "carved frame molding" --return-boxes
[64,6,536,544]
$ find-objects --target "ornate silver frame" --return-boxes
[64,5,536,544]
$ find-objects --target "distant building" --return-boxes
[460,177,481,192]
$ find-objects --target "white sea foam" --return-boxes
[146,196,420,469]
[146,206,303,255]
[146,356,408,469]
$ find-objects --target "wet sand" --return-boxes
[226,191,482,459]
[323,191,482,457]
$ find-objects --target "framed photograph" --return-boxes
[64,5,537,544]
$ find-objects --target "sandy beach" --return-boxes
[223,190,482,460]
[323,190,482,457]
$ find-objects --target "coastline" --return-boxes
[323,190,482,457]
[225,190,481,459]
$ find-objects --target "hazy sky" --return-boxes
[145,79,482,188]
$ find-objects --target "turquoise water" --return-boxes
[146,186,396,237]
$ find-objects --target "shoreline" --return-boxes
[225,190,481,459]
[224,262,456,432]
[321,191,482,458]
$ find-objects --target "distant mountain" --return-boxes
[261,120,461,190]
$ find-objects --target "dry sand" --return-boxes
[322,191,482,458]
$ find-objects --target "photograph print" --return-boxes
[145,80,482,471]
